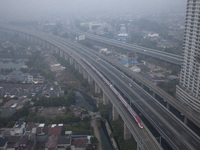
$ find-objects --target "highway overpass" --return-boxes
[68,28,200,130]
[69,29,183,65]
[0,24,200,150]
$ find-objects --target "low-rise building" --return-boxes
[7,136,21,150]
[1,120,91,150]
[10,120,26,136]
[57,136,71,150]
[0,137,8,150]
[36,124,49,142]
[71,138,89,150]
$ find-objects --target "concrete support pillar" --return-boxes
[184,116,188,125]
[95,82,101,94]
[112,105,119,121]
[88,74,93,85]
[55,47,59,55]
[83,69,88,79]
[60,50,63,58]
[137,143,141,150]
[64,53,68,61]
[69,57,73,65]
[79,65,83,74]
[167,103,170,110]
[49,44,54,53]
[103,93,109,105]
[124,123,131,140]
[74,61,79,70]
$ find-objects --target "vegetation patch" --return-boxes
[110,120,137,150]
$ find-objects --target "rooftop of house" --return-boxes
[36,126,49,135]
[71,138,88,148]
[20,135,29,145]
[45,135,58,149]
[18,140,34,150]
[57,136,71,145]
[49,125,62,135]
[7,142,20,149]
[4,100,17,107]
[7,136,21,143]
[25,122,37,132]
[0,128,11,137]
[0,137,8,147]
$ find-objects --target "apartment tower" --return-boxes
[176,0,200,112]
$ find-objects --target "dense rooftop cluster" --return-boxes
[0,120,92,150]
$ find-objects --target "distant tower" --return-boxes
[120,25,127,34]
[118,25,128,41]
[176,0,200,112]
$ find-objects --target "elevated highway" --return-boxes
[0,25,162,150]
[68,29,200,129]
[0,24,200,149]
[57,37,200,150]
[69,29,183,65]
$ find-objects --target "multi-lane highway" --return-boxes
[39,29,200,149]
[69,29,183,65]
[0,24,200,149]
[31,27,199,149]
[68,28,200,129]
[45,33,163,150]
[56,37,200,150]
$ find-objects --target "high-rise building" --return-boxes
[176,0,200,112]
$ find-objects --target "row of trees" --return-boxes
[26,114,81,125]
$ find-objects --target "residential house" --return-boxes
[36,124,49,142]
[10,120,26,136]
[0,137,7,150]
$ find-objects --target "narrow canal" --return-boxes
[75,91,113,150]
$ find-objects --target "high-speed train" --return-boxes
[82,58,143,128]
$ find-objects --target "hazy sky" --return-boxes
[0,0,186,21]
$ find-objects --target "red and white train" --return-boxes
[82,58,143,128]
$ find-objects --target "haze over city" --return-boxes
[0,0,200,150]
[0,0,186,20]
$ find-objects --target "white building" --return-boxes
[27,75,33,83]
[10,120,26,136]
